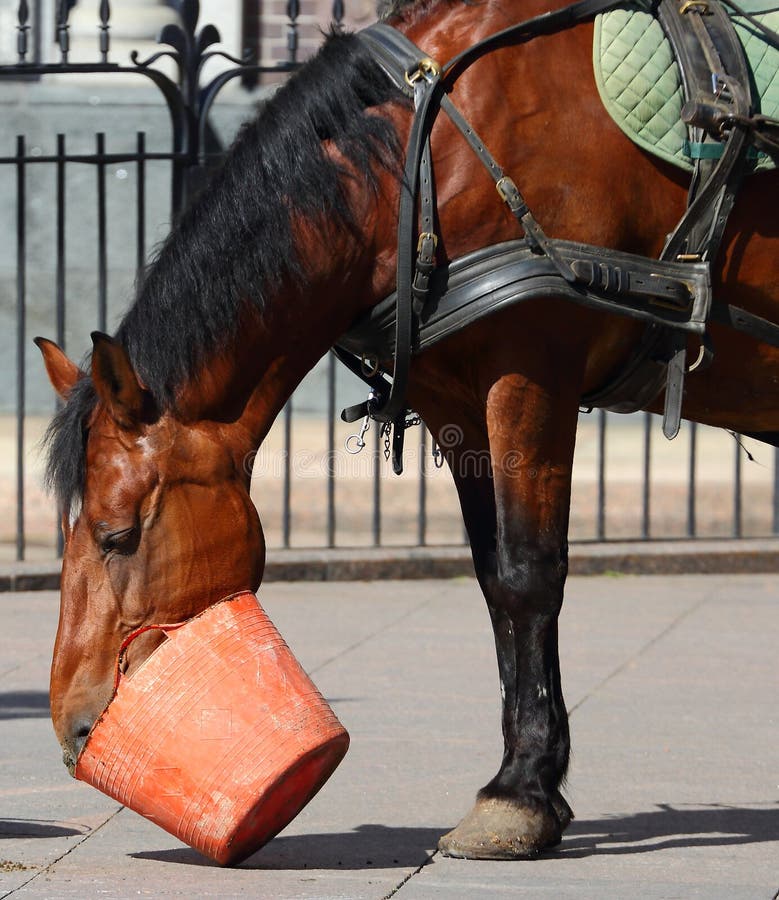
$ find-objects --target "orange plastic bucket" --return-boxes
[74,591,349,865]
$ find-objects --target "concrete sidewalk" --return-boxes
[1,575,777,899]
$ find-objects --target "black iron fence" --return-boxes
[2,0,778,562]
[0,0,341,560]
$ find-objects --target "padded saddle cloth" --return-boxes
[593,1,779,172]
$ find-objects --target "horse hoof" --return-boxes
[552,790,574,831]
[438,796,562,860]
[546,791,574,848]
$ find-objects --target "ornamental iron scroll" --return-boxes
[0,0,349,560]
[2,0,347,210]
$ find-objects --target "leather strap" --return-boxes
[344,0,770,469]
[658,0,751,262]
[663,333,687,438]
[655,0,754,438]
[718,0,779,49]
[337,237,779,400]
[331,344,393,422]
[412,137,437,315]
[440,0,634,80]
[438,94,577,282]
[339,239,712,355]
[709,302,779,349]
[354,0,628,470]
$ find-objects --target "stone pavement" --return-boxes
[1,575,777,899]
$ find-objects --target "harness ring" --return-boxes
[404,57,441,86]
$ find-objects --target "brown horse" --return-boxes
[37,0,778,860]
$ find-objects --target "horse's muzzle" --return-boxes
[61,719,94,776]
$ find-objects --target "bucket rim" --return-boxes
[212,727,351,866]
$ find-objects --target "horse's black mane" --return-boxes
[43,30,403,512]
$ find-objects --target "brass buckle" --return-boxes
[404,57,441,86]
[417,231,438,252]
[495,176,518,203]
[679,0,709,13]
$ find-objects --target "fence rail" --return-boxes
[2,0,778,562]
[248,400,779,553]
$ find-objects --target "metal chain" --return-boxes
[382,422,392,461]
[432,439,444,468]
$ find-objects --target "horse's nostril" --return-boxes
[62,718,95,775]
[72,719,94,758]
[61,724,90,777]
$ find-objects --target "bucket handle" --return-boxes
[113,620,188,693]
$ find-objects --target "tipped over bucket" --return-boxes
[74,591,349,865]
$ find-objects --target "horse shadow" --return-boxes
[0,690,50,720]
[132,804,778,869]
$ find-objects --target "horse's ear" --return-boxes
[90,332,149,428]
[34,337,82,401]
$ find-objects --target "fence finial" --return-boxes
[55,0,71,63]
[286,0,300,64]
[99,0,111,62]
[16,0,30,63]
[332,0,345,30]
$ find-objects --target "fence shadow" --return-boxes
[559,803,779,857]
[0,690,50,720]
[132,804,778,868]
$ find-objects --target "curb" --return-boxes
[3,539,779,591]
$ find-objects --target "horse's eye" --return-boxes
[99,526,139,557]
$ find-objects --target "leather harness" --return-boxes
[334,0,779,473]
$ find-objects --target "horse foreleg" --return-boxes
[434,374,579,860]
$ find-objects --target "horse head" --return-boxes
[32,30,403,774]
[37,334,265,772]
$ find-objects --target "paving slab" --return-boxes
[0,575,777,899]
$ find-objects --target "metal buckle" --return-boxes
[679,0,709,13]
[495,176,518,203]
[687,341,706,373]
[417,231,438,252]
[361,353,379,377]
[404,57,441,86]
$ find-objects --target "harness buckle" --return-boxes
[679,0,709,13]
[361,353,380,377]
[404,57,441,86]
[417,231,438,253]
[495,176,528,216]
[495,176,515,202]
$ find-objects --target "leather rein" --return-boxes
[334,0,779,473]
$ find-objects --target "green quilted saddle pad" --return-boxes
[593,1,779,172]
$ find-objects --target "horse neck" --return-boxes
[174,210,383,460]
[397,0,559,53]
